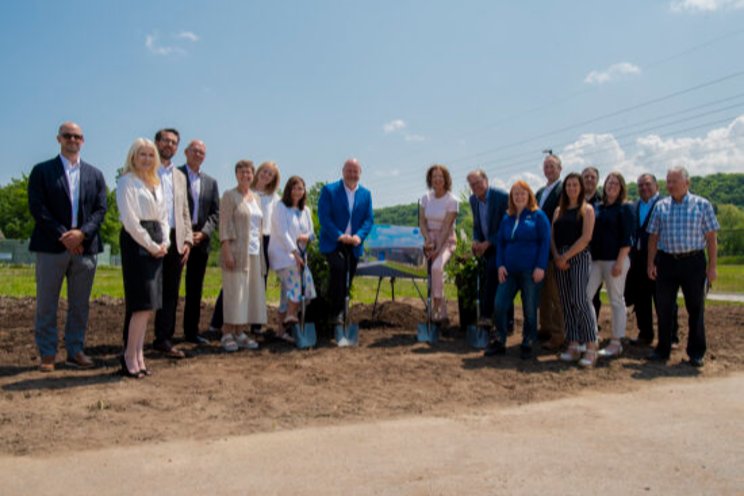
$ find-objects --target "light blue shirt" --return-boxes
[478,198,489,240]
[638,193,658,228]
[647,192,720,254]
[158,164,176,228]
[186,166,201,225]
[59,154,80,228]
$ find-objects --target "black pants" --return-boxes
[628,249,678,343]
[152,230,183,347]
[655,251,706,359]
[325,246,358,317]
[184,245,209,338]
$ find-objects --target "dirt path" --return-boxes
[2,373,742,495]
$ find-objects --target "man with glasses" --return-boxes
[179,140,219,344]
[146,128,193,358]
[28,122,107,372]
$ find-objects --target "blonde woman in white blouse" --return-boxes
[219,160,267,352]
[116,138,169,378]
[268,176,317,341]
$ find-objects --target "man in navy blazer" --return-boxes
[625,173,678,347]
[467,169,510,329]
[318,158,374,324]
[27,122,107,371]
[179,140,219,344]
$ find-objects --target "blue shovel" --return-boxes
[334,246,359,346]
[292,248,316,349]
[466,259,489,349]
[417,259,439,344]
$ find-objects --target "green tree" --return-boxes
[0,174,33,239]
[716,203,744,256]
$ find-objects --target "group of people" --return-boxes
[27,121,719,378]
[464,154,719,368]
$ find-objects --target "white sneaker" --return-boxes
[598,341,623,357]
[337,337,350,348]
[221,334,238,352]
[235,332,259,350]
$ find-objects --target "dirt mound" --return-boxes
[1,296,742,456]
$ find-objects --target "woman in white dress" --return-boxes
[219,160,267,352]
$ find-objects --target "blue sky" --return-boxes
[1,0,743,207]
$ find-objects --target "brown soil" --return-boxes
[1,296,742,456]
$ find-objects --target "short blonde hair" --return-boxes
[123,138,160,187]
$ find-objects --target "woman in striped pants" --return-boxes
[550,173,598,368]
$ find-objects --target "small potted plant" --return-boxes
[445,229,480,332]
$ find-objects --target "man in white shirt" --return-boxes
[28,122,107,371]
[148,128,193,358]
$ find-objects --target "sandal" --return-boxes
[283,315,299,325]
[579,348,598,368]
[598,340,623,358]
[235,332,259,350]
[221,333,239,352]
[559,343,583,362]
[278,331,296,344]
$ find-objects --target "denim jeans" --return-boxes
[494,270,543,346]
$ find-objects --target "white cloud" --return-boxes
[670,0,744,12]
[404,134,426,142]
[176,31,200,42]
[145,31,199,56]
[383,119,406,134]
[492,172,544,192]
[584,62,641,85]
[558,115,744,182]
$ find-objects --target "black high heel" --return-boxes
[119,355,144,379]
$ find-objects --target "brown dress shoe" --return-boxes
[39,355,56,373]
[542,336,565,351]
[66,352,95,369]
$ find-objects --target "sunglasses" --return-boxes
[61,133,84,141]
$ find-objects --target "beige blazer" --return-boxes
[173,167,194,253]
[220,188,266,274]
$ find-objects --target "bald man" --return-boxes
[318,158,374,330]
[28,122,107,371]
[179,140,219,344]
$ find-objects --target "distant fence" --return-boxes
[0,240,113,265]
[1,229,742,265]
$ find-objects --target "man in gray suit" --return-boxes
[179,140,219,344]
[28,122,107,371]
[151,128,193,357]
[536,153,564,350]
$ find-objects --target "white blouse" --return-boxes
[116,173,170,255]
[256,190,280,236]
[268,201,315,271]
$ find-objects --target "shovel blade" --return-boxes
[466,325,489,349]
[417,322,439,344]
[345,324,359,346]
[292,323,317,349]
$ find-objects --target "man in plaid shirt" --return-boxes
[646,165,719,367]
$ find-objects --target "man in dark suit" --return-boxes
[27,122,107,372]
[466,169,510,331]
[535,153,564,350]
[179,140,219,344]
[626,173,678,347]
[152,128,193,357]
[318,158,374,334]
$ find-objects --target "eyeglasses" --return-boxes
[61,133,84,141]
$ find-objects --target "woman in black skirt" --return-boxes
[116,138,169,378]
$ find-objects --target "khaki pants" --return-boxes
[539,260,564,341]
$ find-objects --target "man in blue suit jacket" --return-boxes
[467,170,510,329]
[318,158,374,324]
[27,122,107,372]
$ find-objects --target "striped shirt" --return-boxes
[646,192,719,254]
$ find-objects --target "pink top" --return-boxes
[421,191,459,242]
